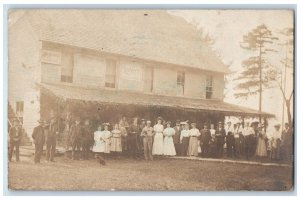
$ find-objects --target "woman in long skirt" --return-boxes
[92,124,106,165]
[152,117,164,155]
[110,124,122,157]
[180,122,190,156]
[187,122,201,156]
[163,121,176,156]
[255,124,267,159]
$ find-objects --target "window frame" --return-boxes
[177,71,185,95]
[205,75,213,99]
[105,59,117,89]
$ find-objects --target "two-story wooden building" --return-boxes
[8,9,273,137]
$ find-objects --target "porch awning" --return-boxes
[39,83,274,118]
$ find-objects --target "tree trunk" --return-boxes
[285,99,292,129]
[259,43,262,123]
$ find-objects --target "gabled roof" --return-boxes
[40,83,274,118]
[15,9,229,73]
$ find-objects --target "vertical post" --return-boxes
[242,116,245,128]
[259,42,262,123]
[263,117,267,133]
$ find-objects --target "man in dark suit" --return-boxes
[173,120,181,156]
[70,117,83,160]
[82,119,93,160]
[46,118,59,162]
[9,119,23,162]
[200,122,211,157]
[32,120,45,164]
[128,117,139,159]
[215,122,226,158]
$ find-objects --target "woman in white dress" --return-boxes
[163,121,176,156]
[187,122,201,156]
[92,124,106,165]
[152,117,164,155]
[101,123,112,154]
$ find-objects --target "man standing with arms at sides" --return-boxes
[270,124,282,160]
[200,122,211,158]
[9,119,22,162]
[173,120,181,156]
[215,122,226,158]
[128,117,139,159]
[281,122,293,162]
[226,121,235,158]
[242,121,255,160]
[82,119,93,160]
[70,117,83,160]
[32,119,45,164]
[141,120,154,161]
[233,122,241,158]
[138,119,146,157]
[46,118,59,162]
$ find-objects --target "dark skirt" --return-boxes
[181,137,190,156]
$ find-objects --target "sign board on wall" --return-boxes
[41,50,61,65]
[120,62,143,81]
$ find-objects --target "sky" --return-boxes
[169,10,294,127]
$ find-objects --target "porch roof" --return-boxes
[39,83,274,118]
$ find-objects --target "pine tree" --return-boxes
[235,24,278,122]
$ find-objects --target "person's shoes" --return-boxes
[45,160,49,163]
[50,160,55,162]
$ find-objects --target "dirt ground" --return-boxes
[8,153,293,191]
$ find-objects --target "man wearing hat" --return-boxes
[45,118,59,162]
[173,120,182,156]
[32,119,45,164]
[70,117,83,160]
[200,122,211,158]
[140,120,154,160]
[8,119,23,162]
[215,122,226,158]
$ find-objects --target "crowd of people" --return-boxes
[8,116,293,165]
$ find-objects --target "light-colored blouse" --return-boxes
[180,129,190,142]
[154,124,164,133]
[163,127,175,137]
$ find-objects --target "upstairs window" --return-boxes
[206,75,213,99]
[61,53,73,83]
[177,71,185,95]
[144,66,154,92]
[105,60,117,88]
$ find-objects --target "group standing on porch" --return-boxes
[8,115,293,165]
